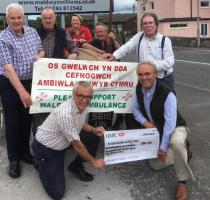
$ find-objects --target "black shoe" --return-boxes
[20,154,34,164]
[9,161,20,178]
[67,163,94,182]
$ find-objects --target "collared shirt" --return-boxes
[113,32,174,79]
[42,30,55,58]
[35,98,87,150]
[0,26,43,80]
[132,83,177,151]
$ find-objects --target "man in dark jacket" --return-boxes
[132,61,194,200]
[90,22,120,54]
[32,8,78,134]
[36,7,78,59]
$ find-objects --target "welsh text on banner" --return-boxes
[30,58,138,114]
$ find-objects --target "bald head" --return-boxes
[137,61,157,90]
[41,8,56,30]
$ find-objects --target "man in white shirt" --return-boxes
[102,13,175,89]
[32,81,105,200]
[102,13,175,130]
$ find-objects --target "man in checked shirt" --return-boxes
[0,3,44,178]
[32,81,105,200]
[32,7,79,135]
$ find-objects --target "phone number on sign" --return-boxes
[47,5,82,11]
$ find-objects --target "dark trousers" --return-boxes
[32,132,100,199]
[32,139,65,200]
[72,130,100,165]
[0,76,32,161]
[158,72,174,90]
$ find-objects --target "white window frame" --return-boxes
[200,22,208,37]
[149,1,154,10]
[141,2,146,11]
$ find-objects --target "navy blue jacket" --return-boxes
[36,25,71,58]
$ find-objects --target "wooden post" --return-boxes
[108,0,113,32]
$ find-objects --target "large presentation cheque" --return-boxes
[104,128,159,165]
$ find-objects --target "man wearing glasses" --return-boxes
[132,61,194,200]
[32,81,105,200]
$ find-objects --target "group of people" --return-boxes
[0,3,194,200]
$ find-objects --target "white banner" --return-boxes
[30,58,138,114]
[104,128,159,165]
[0,0,110,14]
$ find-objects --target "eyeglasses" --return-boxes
[42,16,55,21]
[138,72,153,77]
[75,93,93,101]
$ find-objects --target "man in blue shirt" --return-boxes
[132,61,194,200]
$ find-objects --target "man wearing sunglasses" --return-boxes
[132,61,194,200]
[32,81,105,200]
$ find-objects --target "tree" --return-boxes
[0,17,5,30]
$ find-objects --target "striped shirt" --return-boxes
[35,98,87,150]
[0,26,43,80]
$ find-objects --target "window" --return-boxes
[149,1,154,10]
[200,23,208,37]
[201,0,210,7]
[141,3,146,11]
[170,23,188,29]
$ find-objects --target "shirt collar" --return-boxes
[142,81,156,97]
[8,25,25,36]
[71,97,84,114]
[144,32,160,41]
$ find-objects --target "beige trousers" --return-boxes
[149,126,195,181]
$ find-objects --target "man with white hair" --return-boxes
[0,3,44,178]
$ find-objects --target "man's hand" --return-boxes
[19,90,32,108]
[35,50,45,61]
[72,140,104,170]
[73,39,87,44]
[143,121,155,128]
[100,53,116,61]
[108,32,117,41]
[157,149,167,161]
[92,126,105,137]
[92,159,105,170]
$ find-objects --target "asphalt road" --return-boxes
[0,48,210,200]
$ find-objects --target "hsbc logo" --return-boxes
[106,132,125,139]
[106,133,117,138]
